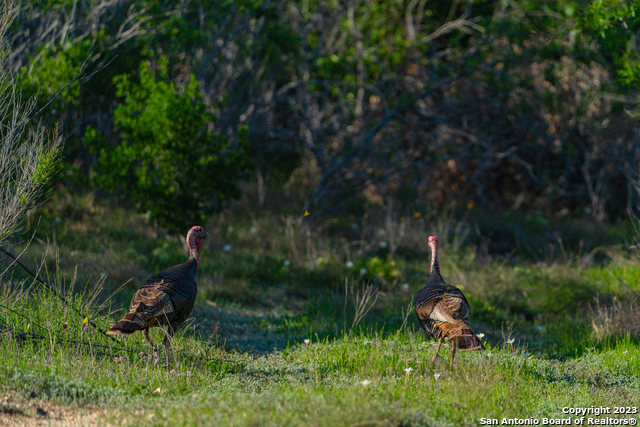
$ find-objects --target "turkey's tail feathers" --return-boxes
[106,313,144,335]
[451,328,484,351]
[437,321,484,351]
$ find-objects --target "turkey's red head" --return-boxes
[187,226,208,261]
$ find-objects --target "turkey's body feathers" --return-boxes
[414,271,483,351]
[108,258,197,336]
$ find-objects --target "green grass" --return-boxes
[1,306,639,426]
[1,189,640,425]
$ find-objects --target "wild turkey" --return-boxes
[107,225,208,366]
[414,236,483,368]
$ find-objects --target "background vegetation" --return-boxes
[1,0,640,425]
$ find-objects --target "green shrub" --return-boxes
[90,58,253,232]
[580,0,640,89]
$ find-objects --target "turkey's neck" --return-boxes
[429,243,439,275]
[186,232,200,269]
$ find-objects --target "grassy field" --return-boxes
[1,189,639,426]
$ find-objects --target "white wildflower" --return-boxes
[486,352,493,358]
[223,244,232,252]
[360,379,371,386]
[434,373,441,380]
[476,333,485,339]
[345,261,354,268]
[404,367,413,373]
[304,339,310,345]
[506,338,515,344]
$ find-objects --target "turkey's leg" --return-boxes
[163,328,175,371]
[143,329,159,358]
[431,337,444,363]
[449,341,457,369]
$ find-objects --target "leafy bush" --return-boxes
[361,257,401,284]
[90,58,253,232]
[580,0,640,89]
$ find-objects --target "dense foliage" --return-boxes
[9,0,640,223]
[89,58,252,232]
[581,0,640,90]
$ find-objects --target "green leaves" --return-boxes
[580,0,640,89]
[31,145,62,190]
[91,58,253,233]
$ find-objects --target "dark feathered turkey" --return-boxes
[414,236,483,367]
[107,225,208,364]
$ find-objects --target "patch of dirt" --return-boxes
[0,389,108,427]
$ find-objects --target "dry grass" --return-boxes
[590,296,640,342]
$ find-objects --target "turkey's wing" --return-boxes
[130,280,175,318]
[440,288,470,320]
[141,274,195,313]
[415,284,470,322]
